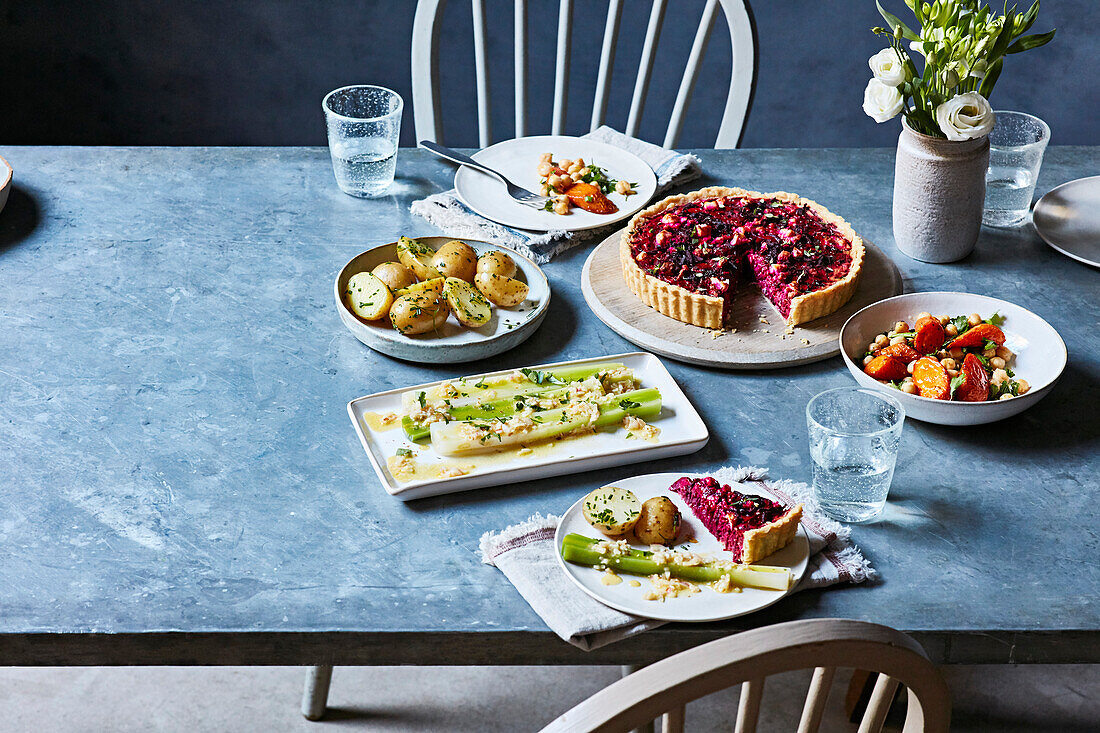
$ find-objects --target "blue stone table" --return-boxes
[0,146,1097,668]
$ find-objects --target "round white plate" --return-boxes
[840,292,1066,425]
[454,135,658,232]
[334,237,550,363]
[0,155,11,215]
[555,472,809,623]
[1033,176,1100,268]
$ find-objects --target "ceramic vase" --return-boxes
[892,120,989,263]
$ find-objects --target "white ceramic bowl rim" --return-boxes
[840,291,1067,406]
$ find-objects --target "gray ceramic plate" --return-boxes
[1033,176,1100,268]
[334,237,550,363]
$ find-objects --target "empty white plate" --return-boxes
[1033,176,1100,268]
[454,135,657,232]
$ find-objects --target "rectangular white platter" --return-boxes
[347,352,710,501]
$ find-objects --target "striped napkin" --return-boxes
[479,466,877,651]
[410,126,701,264]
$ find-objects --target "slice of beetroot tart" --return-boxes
[670,476,803,563]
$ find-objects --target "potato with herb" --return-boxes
[633,496,682,546]
[443,277,492,328]
[396,236,444,281]
[431,240,478,282]
[345,272,394,321]
[396,276,445,299]
[389,292,450,335]
[474,251,529,307]
[371,261,417,293]
[582,486,641,537]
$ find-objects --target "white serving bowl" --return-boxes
[0,155,11,214]
[334,237,550,363]
[839,292,1066,425]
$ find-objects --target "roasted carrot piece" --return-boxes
[864,354,908,381]
[912,316,946,354]
[954,353,990,402]
[948,322,1005,349]
[912,356,951,400]
[879,342,922,364]
[564,182,618,214]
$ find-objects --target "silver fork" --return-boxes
[418,140,550,210]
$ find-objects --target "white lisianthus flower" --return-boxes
[863,79,904,123]
[868,48,906,87]
[935,92,996,141]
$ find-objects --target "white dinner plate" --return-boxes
[334,237,550,363]
[840,292,1066,425]
[0,155,11,215]
[1033,176,1100,268]
[555,472,810,623]
[454,135,658,232]
[347,353,709,501]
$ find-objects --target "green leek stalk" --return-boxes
[560,533,791,591]
[429,388,661,456]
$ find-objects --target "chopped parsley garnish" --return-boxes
[520,368,565,385]
[417,391,426,409]
[396,448,413,458]
[474,377,489,389]
[618,399,641,409]
[951,315,971,334]
[987,312,1006,326]
[949,373,966,398]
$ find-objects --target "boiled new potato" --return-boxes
[474,251,528,307]
[396,236,444,281]
[443,277,492,328]
[633,496,682,546]
[582,486,641,537]
[389,292,450,335]
[431,240,478,282]
[371,261,417,292]
[396,276,445,299]
[345,272,394,321]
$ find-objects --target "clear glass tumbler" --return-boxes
[806,387,904,523]
[983,110,1050,227]
[322,85,403,198]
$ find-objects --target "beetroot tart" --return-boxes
[620,186,865,327]
[670,476,803,563]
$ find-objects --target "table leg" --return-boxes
[301,664,334,721]
[621,665,656,733]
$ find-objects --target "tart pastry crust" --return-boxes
[741,504,803,564]
[621,186,865,327]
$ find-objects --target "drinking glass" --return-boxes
[323,85,403,198]
[983,111,1050,227]
[806,387,904,523]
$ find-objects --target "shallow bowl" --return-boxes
[839,292,1065,425]
[335,237,550,363]
[0,155,11,214]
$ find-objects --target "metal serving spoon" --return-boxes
[418,140,550,210]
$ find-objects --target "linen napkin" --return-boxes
[410,126,702,264]
[479,466,877,651]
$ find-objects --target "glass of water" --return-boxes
[806,387,904,523]
[322,85,403,198]
[983,111,1050,227]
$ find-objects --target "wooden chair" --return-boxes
[411,0,757,148]
[539,619,951,733]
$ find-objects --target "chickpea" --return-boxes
[874,334,889,347]
[901,381,919,395]
[890,335,907,346]
[615,179,635,195]
[558,174,574,189]
[558,158,573,170]
[1016,379,1030,395]
[940,358,957,370]
[863,354,875,366]
[537,161,553,177]
[916,311,932,321]
[906,361,916,374]
[989,356,1006,369]
[935,349,949,359]
[894,321,910,333]
[567,163,584,177]
[949,347,964,359]
[539,152,553,164]
[982,348,997,358]
[937,314,950,325]
[547,173,563,190]
[996,346,1014,361]
[944,323,958,336]
[552,195,571,215]
[576,166,591,179]
[867,342,881,354]
[539,184,552,197]
[999,393,1014,401]
[968,313,982,327]
[573,158,585,169]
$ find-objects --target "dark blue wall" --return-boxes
[1,1,1093,148]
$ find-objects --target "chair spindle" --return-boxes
[472,0,492,146]
[797,666,837,733]
[857,673,901,733]
[514,0,527,137]
[734,677,764,733]
[625,0,667,138]
[663,0,719,148]
[589,0,624,132]
[551,0,573,135]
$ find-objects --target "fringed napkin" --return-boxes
[410,126,701,264]
[479,466,877,651]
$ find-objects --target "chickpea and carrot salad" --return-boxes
[861,312,1029,401]
[536,153,637,215]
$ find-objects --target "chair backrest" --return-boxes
[539,619,951,733]
[411,0,757,149]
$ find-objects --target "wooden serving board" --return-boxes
[581,230,903,369]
